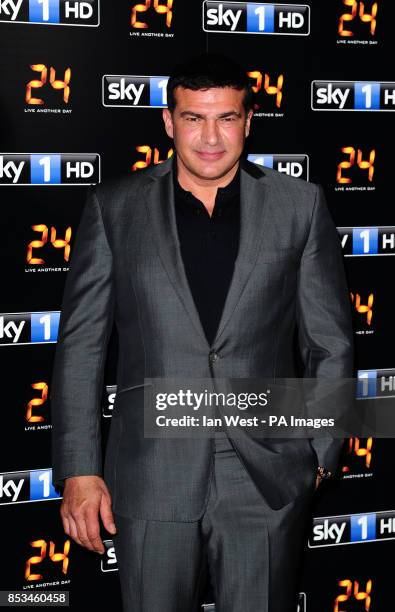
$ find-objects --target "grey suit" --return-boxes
[50,155,354,609]
[51,154,354,517]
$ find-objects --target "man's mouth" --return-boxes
[195,150,226,160]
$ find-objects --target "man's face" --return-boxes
[162,86,253,181]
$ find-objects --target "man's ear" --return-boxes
[162,108,174,139]
[245,109,254,137]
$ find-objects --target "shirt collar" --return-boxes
[172,155,240,206]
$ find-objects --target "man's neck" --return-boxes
[175,156,240,217]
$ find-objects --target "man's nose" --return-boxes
[201,120,220,145]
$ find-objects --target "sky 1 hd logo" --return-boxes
[101,539,118,573]
[103,385,117,418]
[309,510,395,548]
[297,594,306,612]
[0,311,59,346]
[102,75,168,108]
[338,226,395,256]
[311,81,395,111]
[357,368,395,400]
[0,0,99,26]
[203,2,310,35]
[0,154,100,185]
[248,154,309,180]
[0,468,60,505]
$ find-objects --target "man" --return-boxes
[50,53,354,611]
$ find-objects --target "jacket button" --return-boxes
[209,351,219,363]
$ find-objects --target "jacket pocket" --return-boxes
[115,382,150,395]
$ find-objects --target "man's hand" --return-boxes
[60,475,117,554]
[315,475,322,490]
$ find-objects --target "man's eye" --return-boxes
[186,117,200,122]
[222,117,236,122]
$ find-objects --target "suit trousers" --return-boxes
[112,432,315,612]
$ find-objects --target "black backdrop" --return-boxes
[0,1,394,610]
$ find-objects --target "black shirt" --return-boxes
[173,158,240,346]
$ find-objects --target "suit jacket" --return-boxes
[50,155,354,521]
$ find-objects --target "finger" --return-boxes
[100,495,117,534]
[60,504,70,534]
[68,515,84,547]
[85,507,105,554]
[62,515,71,536]
[73,514,97,553]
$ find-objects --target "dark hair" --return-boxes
[166,52,254,114]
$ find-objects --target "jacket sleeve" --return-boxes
[296,183,355,474]
[50,186,115,493]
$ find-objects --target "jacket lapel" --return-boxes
[213,159,270,344]
[143,158,210,348]
[143,156,270,349]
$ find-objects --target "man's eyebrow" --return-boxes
[179,111,242,118]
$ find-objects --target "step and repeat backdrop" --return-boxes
[0,1,393,610]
